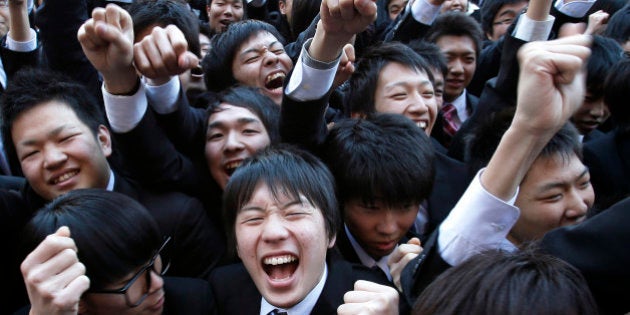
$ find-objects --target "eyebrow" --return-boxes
[497,9,517,18]
[385,80,432,90]
[240,199,304,213]
[239,41,281,57]
[536,168,589,193]
[207,117,261,131]
[20,125,67,146]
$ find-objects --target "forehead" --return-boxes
[435,35,476,54]
[207,103,263,126]
[522,153,585,188]
[496,1,527,17]
[14,100,84,129]
[377,62,428,86]
[237,32,280,53]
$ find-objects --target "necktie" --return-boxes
[269,309,288,315]
[442,103,462,137]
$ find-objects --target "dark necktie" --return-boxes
[269,309,288,315]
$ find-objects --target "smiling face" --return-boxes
[373,62,438,135]
[205,104,271,189]
[487,1,527,41]
[207,0,245,34]
[344,199,419,259]
[235,183,334,308]
[436,35,477,102]
[510,153,594,245]
[231,32,293,105]
[12,101,112,201]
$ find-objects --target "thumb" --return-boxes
[408,237,421,246]
[55,226,71,238]
[179,51,200,70]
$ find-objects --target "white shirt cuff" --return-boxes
[411,0,442,25]
[145,76,180,114]
[554,0,595,18]
[513,14,555,42]
[6,29,37,52]
[438,168,520,266]
[285,39,339,101]
[103,83,148,133]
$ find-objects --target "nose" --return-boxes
[407,92,429,116]
[263,49,279,67]
[224,131,245,152]
[376,210,398,235]
[563,187,591,223]
[42,145,67,169]
[261,214,289,243]
[449,59,463,75]
[589,100,606,118]
[224,4,233,16]
[148,269,165,293]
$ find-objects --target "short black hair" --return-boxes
[604,58,630,134]
[202,19,285,92]
[0,68,105,176]
[223,145,339,256]
[413,247,599,315]
[346,42,435,115]
[20,189,163,290]
[128,0,202,58]
[426,11,484,57]
[322,113,435,209]
[407,40,448,77]
[586,36,624,99]
[466,108,583,174]
[205,85,281,144]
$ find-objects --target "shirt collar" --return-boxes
[106,170,115,191]
[260,263,329,315]
[344,225,393,281]
[451,89,469,122]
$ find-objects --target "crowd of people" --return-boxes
[0,0,628,313]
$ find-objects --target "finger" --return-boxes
[56,274,90,308]
[407,237,421,246]
[343,289,380,303]
[134,43,159,79]
[343,44,355,63]
[21,233,77,271]
[153,27,180,75]
[339,0,356,20]
[326,0,342,18]
[354,0,377,18]
[91,6,106,23]
[50,260,87,291]
[354,279,396,293]
[179,51,200,70]
[104,3,122,30]
[337,303,367,315]
[55,226,71,238]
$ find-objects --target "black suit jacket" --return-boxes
[582,129,630,212]
[209,252,404,314]
[541,197,630,315]
[431,92,479,160]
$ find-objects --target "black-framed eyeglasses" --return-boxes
[88,236,171,307]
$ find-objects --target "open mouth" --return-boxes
[224,161,242,176]
[265,72,286,90]
[50,170,79,185]
[262,254,299,281]
[416,121,427,130]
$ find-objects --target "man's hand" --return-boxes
[585,10,609,35]
[513,35,591,136]
[133,24,199,86]
[21,227,89,315]
[337,280,399,315]
[78,4,136,94]
[387,237,422,291]
[333,44,356,88]
[310,0,376,62]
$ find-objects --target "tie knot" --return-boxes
[270,309,288,315]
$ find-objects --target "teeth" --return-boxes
[53,171,78,184]
[417,121,427,129]
[264,255,296,265]
[265,72,286,84]
[225,161,242,171]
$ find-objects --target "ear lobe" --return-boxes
[279,1,286,14]
[97,125,112,158]
[328,235,336,249]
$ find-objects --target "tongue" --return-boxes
[267,262,298,280]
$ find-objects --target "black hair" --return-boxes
[205,85,281,144]
[466,108,583,174]
[426,11,484,57]
[407,40,448,77]
[480,0,527,37]
[603,2,630,49]
[322,113,435,209]
[413,247,599,315]
[222,145,339,257]
[346,42,435,115]
[289,0,321,39]
[604,59,630,134]
[585,36,624,99]
[0,68,106,176]
[128,0,202,58]
[20,189,163,290]
[202,19,285,92]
